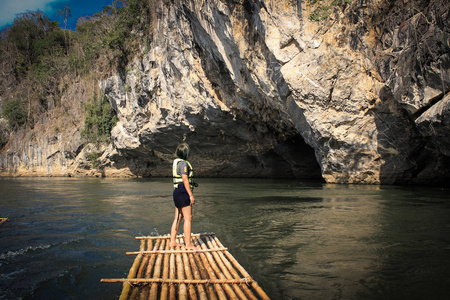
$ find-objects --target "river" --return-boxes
[0,177,449,299]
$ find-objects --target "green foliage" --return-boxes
[2,99,27,129]
[72,16,107,73]
[31,29,66,60]
[81,95,118,144]
[0,120,11,149]
[309,0,351,22]
[310,5,333,21]
[3,12,66,74]
[102,0,151,67]
[86,151,101,168]
[0,1,152,134]
[1,0,152,79]
[332,0,351,5]
[71,0,152,72]
[0,10,70,126]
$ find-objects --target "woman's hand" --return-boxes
[182,174,195,205]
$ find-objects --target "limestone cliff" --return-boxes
[1,0,449,185]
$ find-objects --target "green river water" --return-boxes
[0,177,449,299]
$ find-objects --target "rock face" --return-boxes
[1,0,449,185]
[99,0,323,179]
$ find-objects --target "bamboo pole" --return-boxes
[101,278,255,284]
[136,239,153,276]
[136,233,215,240]
[187,249,208,300]
[208,237,257,300]
[196,236,238,300]
[145,239,161,278]
[182,246,198,300]
[192,245,218,300]
[119,239,146,300]
[204,236,248,300]
[102,234,270,300]
[213,236,270,300]
[149,238,166,300]
[140,239,161,300]
[192,237,227,300]
[169,245,176,300]
[129,239,152,300]
[175,239,188,300]
[197,236,239,300]
[126,248,228,255]
[160,236,171,300]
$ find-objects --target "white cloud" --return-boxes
[0,0,64,28]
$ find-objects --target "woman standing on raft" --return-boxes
[170,143,199,250]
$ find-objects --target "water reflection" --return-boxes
[194,180,449,300]
[193,181,385,299]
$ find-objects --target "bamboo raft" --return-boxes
[0,218,7,226]
[101,233,270,300]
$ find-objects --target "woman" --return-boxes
[170,143,199,250]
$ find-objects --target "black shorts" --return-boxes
[173,183,191,208]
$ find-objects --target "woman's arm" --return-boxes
[182,174,195,205]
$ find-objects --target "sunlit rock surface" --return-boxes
[1,0,449,185]
[97,0,449,184]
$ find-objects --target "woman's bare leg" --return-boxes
[170,208,183,248]
[181,205,199,250]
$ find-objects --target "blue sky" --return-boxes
[0,0,114,30]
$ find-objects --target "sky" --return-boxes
[0,0,114,30]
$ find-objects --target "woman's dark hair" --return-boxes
[175,143,190,160]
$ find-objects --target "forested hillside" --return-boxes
[0,0,150,139]
[0,0,155,176]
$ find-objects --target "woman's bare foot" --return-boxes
[169,242,183,248]
[184,244,200,251]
